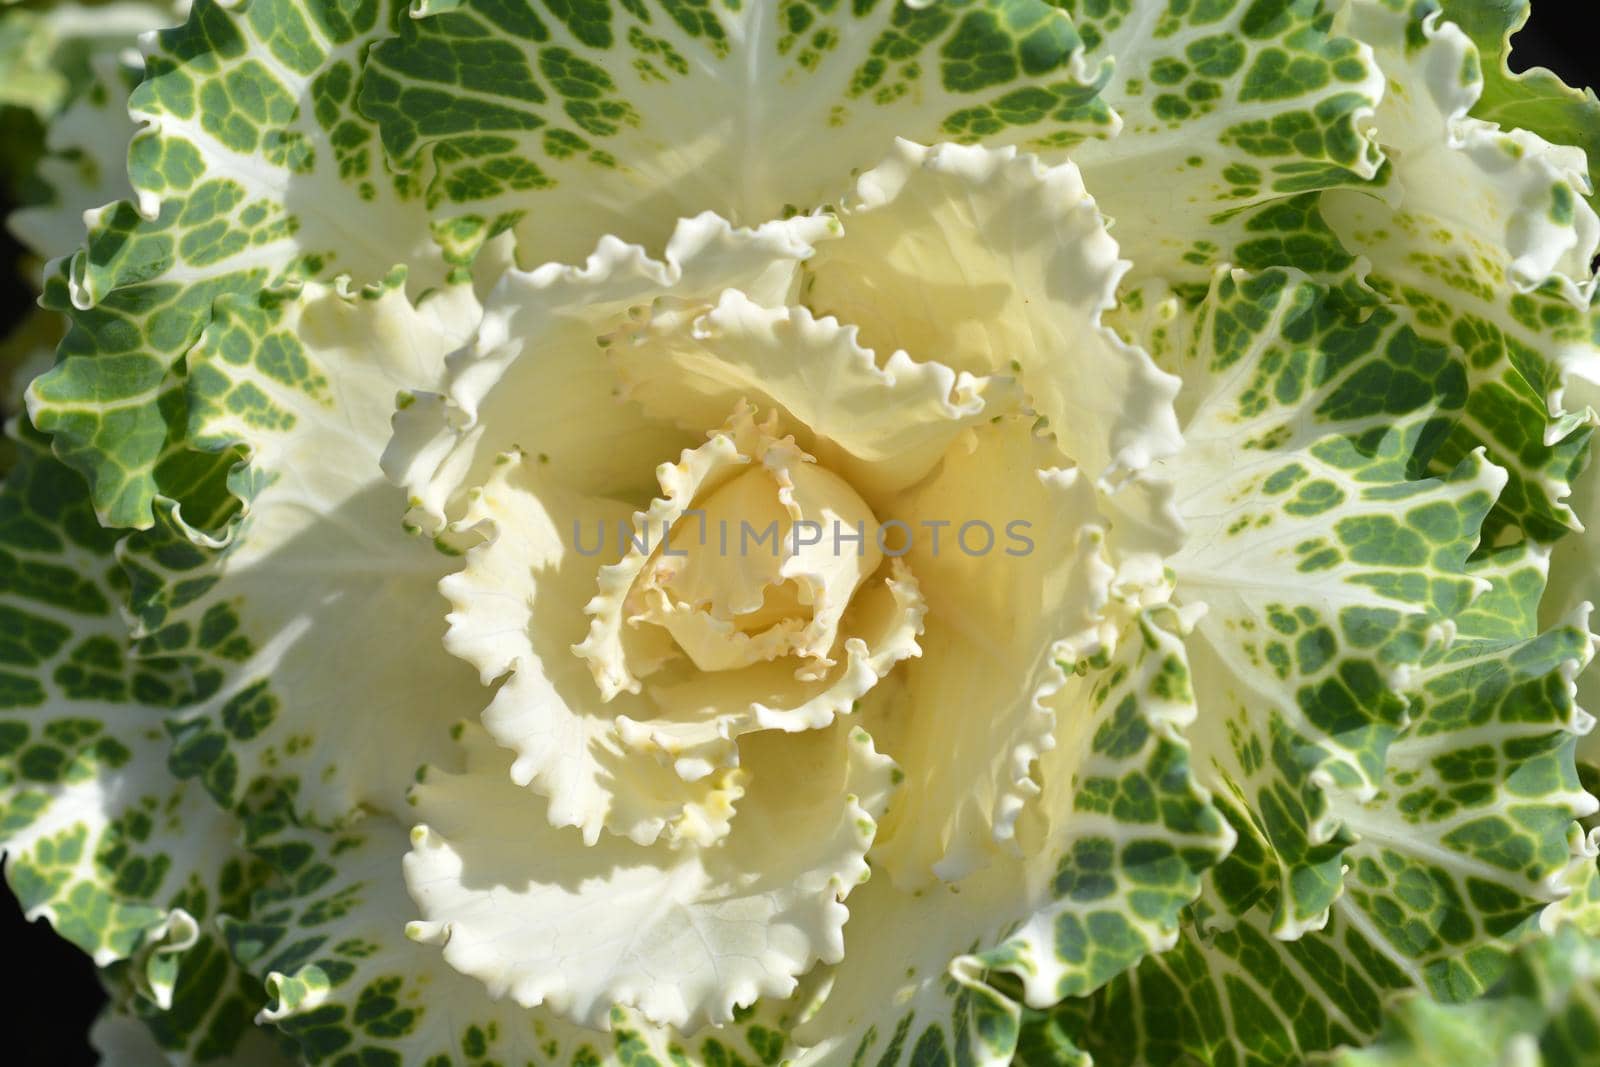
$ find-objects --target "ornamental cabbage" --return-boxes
[3,1,1600,1064]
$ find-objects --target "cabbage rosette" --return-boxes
[3,1,1600,1065]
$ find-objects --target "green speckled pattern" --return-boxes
[1327,924,1600,1067]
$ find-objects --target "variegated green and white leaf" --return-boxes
[1325,924,1600,1067]
[95,931,298,1066]
[1322,0,1598,543]
[369,0,1384,277]
[1057,0,1384,282]
[117,273,488,825]
[224,802,798,1066]
[28,0,1397,530]
[1173,1,1599,546]
[26,0,447,529]
[803,607,1231,1067]
[1036,539,1595,1064]
[0,422,277,1059]
[1330,541,1593,996]
[1022,900,1415,1066]
[1137,266,1494,932]
[363,0,1109,270]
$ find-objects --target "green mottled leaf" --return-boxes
[29,0,1395,530]
[225,803,794,1066]
[1038,540,1594,1064]
[1323,0,1598,543]
[1131,266,1494,934]
[365,0,1110,269]
[1325,925,1600,1067]
[96,930,299,1066]
[26,0,446,529]
[117,274,487,825]
[0,421,276,1059]
[1178,1,1599,546]
[1059,0,1384,282]
[802,609,1231,1067]
[369,0,1384,279]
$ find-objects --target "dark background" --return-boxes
[2,5,1598,1065]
